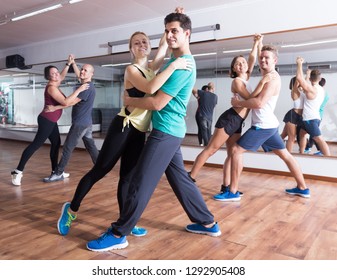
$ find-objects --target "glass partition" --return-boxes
[1,25,337,156]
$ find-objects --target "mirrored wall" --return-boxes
[1,25,337,157]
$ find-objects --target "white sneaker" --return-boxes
[11,171,23,186]
[62,172,70,178]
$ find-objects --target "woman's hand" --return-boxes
[261,71,277,84]
[78,83,90,92]
[172,57,193,71]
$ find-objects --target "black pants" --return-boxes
[111,129,215,236]
[70,115,145,214]
[17,115,60,172]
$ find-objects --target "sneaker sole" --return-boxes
[213,197,241,202]
[185,228,222,237]
[130,232,147,237]
[86,240,129,252]
[43,177,64,183]
[285,192,310,198]
[57,203,70,235]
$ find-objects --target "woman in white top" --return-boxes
[280,77,304,153]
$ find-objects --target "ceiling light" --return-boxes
[193,52,217,57]
[0,19,9,25]
[281,39,337,48]
[69,0,83,4]
[12,73,30,76]
[11,4,62,22]
[222,48,251,54]
[102,62,131,67]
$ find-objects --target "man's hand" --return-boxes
[175,6,184,13]
[231,96,241,107]
[123,90,131,106]
[296,56,304,65]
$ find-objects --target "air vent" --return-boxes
[308,64,331,70]
[214,69,230,75]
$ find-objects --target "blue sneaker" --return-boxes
[304,148,311,154]
[220,185,243,197]
[186,222,221,237]
[213,190,241,201]
[131,226,147,237]
[314,151,323,156]
[57,202,76,235]
[87,228,128,252]
[285,187,310,198]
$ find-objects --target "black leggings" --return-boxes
[17,115,60,172]
[70,115,145,214]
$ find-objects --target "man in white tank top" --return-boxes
[226,45,310,201]
[295,58,331,156]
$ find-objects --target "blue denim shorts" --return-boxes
[238,126,285,152]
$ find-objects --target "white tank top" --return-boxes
[302,84,325,121]
[293,91,305,109]
[233,77,253,100]
[251,94,279,129]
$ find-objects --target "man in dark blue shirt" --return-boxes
[192,82,218,146]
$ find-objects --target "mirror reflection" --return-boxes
[1,25,336,157]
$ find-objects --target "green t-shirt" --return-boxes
[152,55,196,138]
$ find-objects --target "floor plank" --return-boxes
[1,139,337,260]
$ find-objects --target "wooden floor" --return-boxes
[1,139,337,260]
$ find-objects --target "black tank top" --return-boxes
[126,65,147,98]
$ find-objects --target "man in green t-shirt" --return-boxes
[86,11,221,252]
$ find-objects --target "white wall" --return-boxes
[181,145,337,180]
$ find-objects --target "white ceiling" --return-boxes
[0,0,238,49]
[1,0,337,72]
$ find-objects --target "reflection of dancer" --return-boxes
[86,11,221,252]
[188,34,269,200]
[280,77,304,153]
[11,57,89,186]
[230,45,310,199]
[192,84,217,146]
[56,29,192,236]
[193,85,209,146]
[0,91,6,124]
[296,60,330,156]
[305,77,329,155]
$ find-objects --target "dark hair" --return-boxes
[164,12,192,33]
[289,76,296,90]
[261,45,278,58]
[201,85,209,91]
[229,55,244,78]
[319,77,326,87]
[44,65,57,80]
[310,69,321,82]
